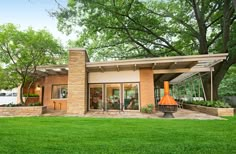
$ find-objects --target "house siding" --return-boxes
[67,49,88,114]
[139,68,155,109]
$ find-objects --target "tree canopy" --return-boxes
[0,23,65,103]
[54,0,235,60]
[219,64,236,96]
[54,0,236,100]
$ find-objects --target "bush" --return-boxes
[23,93,39,97]
[188,100,231,108]
[141,104,154,114]
[1,102,42,107]
[28,102,42,106]
[5,103,24,107]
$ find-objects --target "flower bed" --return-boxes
[0,106,47,117]
[183,103,234,116]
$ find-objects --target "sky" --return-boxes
[0,0,76,46]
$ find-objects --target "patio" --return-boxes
[43,109,223,120]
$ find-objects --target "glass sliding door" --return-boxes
[123,83,139,110]
[89,84,103,110]
[105,84,121,110]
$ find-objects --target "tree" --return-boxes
[0,66,20,90]
[219,64,236,96]
[0,23,65,103]
[53,0,236,100]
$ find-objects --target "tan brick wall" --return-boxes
[31,75,68,111]
[0,106,46,116]
[139,68,155,109]
[18,72,69,111]
[67,48,88,114]
[183,104,234,116]
[43,75,68,111]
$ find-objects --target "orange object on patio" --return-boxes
[158,81,177,105]
[158,81,178,118]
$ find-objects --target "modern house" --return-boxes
[18,48,228,114]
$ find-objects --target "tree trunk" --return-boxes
[202,55,236,100]
[20,84,24,104]
[200,0,235,101]
[233,0,236,11]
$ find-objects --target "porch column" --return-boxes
[67,48,89,114]
[140,68,155,109]
[210,67,213,101]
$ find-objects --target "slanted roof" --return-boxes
[34,53,228,84]
[86,53,227,72]
[87,53,227,84]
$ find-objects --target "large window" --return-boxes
[105,84,121,110]
[52,85,68,99]
[89,83,139,111]
[89,84,103,110]
[123,83,139,110]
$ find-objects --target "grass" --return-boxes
[0,116,236,154]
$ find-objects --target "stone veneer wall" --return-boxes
[0,106,47,116]
[67,48,88,114]
[183,104,234,116]
[139,68,155,109]
[17,75,68,111]
[42,75,68,111]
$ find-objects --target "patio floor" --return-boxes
[44,109,223,120]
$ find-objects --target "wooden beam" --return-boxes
[168,62,177,69]
[158,73,181,82]
[152,63,156,69]
[134,64,137,71]
[98,66,104,72]
[153,67,214,74]
[116,65,119,72]
[45,69,59,75]
[187,61,198,68]
[34,70,48,77]
[156,63,177,80]
[60,68,68,74]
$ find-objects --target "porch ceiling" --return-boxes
[34,65,68,77]
[86,53,228,85]
[86,53,227,73]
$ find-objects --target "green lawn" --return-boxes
[0,116,235,154]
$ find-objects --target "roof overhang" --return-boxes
[34,53,228,84]
[33,65,68,77]
[86,53,228,85]
[86,53,227,72]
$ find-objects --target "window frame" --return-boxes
[88,82,140,111]
[51,84,68,100]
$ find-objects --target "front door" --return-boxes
[41,86,44,106]
[105,84,121,110]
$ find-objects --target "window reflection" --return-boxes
[105,84,120,110]
[89,84,103,109]
[89,83,139,111]
[124,83,139,110]
[52,85,68,99]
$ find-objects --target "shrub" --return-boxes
[188,100,231,108]
[23,93,39,97]
[141,104,154,114]
[5,103,24,107]
[28,102,42,106]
